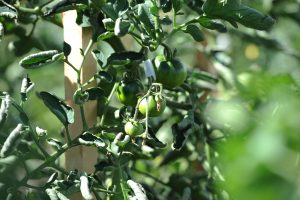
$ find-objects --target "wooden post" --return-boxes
[63,10,98,199]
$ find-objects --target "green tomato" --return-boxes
[116,80,143,106]
[154,55,187,88]
[138,95,166,117]
[124,121,144,136]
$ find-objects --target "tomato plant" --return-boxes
[1,0,299,200]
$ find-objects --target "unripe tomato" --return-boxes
[116,80,143,106]
[138,95,166,117]
[154,55,187,88]
[124,121,144,136]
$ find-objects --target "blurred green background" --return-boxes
[1,0,300,199]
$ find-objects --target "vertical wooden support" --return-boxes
[63,10,98,199]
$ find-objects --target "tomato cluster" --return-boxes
[117,54,187,137]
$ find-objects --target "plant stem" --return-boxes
[118,158,129,200]
[28,124,50,157]
[65,125,72,144]
[51,163,68,175]
[142,95,149,144]
[79,39,94,74]
[129,32,144,47]
[17,137,80,188]
[100,82,118,126]
[14,4,41,14]
[24,183,44,190]
[27,17,39,38]
[92,189,101,200]
[132,168,169,187]
[8,97,49,158]
[93,187,116,195]
[79,105,88,130]
[76,39,94,131]
[65,59,79,73]
[133,91,150,121]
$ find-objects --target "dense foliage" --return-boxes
[0,0,300,199]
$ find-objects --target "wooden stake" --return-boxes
[63,10,98,199]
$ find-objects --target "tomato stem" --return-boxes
[65,125,72,144]
[118,155,130,200]
[100,82,118,126]
[142,94,149,144]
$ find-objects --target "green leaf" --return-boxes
[114,17,132,37]
[114,0,129,14]
[102,18,115,31]
[150,4,159,17]
[172,0,183,14]
[19,50,61,69]
[137,3,155,35]
[0,22,3,41]
[183,24,204,42]
[0,93,10,130]
[147,127,167,148]
[160,0,172,13]
[63,41,71,57]
[106,51,144,66]
[78,132,106,148]
[203,0,240,15]
[202,0,275,31]
[119,151,133,166]
[0,1,17,19]
[39,92,74,126]
[171,116,195,150]
[101,3,118,20]
[185,0,204,14]
[47,138,63,150]
[198,16,227,33]
[159,147,190,166]
[67,170,79,182]
[80,173,93,200]
[127,180,148,200]
[191,70,219,83]
[46,189,59,200]
[97,31,114,41]
[94,160,114,172]
[46,188,69,200]
[85,87,105,101]
[45,172,58,187]
[95,71,113,83]
[233,5,275,31]
[92,49,105,67]
[0,124,24,158]
[76,9,91,27]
